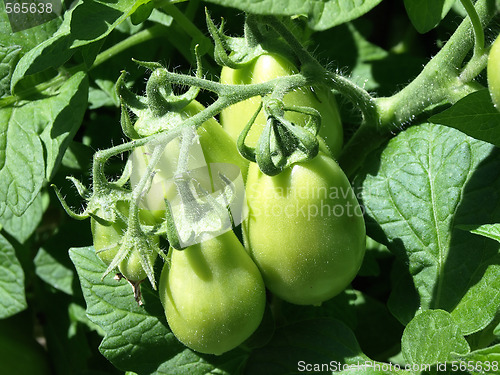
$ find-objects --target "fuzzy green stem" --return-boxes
[261,16,379,127]
[159,1,213,58]
[374,0,494,129]
[460,0,485,56]
[91,25,168,69]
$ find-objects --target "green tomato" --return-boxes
[243,153,366,305]
[159,230,266,355]
[130,100,248,220]
[220,53,343,158]
[488,34,500,111]
[91,203,158,282]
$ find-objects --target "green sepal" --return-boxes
[133,58,201,118]
[120,102,141,139]
[66,176,90,199]
[51,183,89,220]
[255,117,284,176]
[162,199,187,251]
[237,101,262,162]
[115,70,148,116]
[205,9,265,69]
[254,100,320,175]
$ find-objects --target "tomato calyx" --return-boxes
[237,97,321,175]
[206,10,265,69]
[206,10,297,71]
[116,49,203,138]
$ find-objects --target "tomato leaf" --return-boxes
[451,343,500,369]
[458,223,500,243]
[245,318,368,374]
[0,72,88,216]
[0,234,26,318]
[0,45,21,98]
[356,123,500,335]
[34,248,74,295]
[70,246,247,375]
[203,0,384,31]
[402,310,470,367]
[10,0,149,93]
[404,0,456,34]
[0,1,61,52]
[0,191,45,243]
[429,90,500,148]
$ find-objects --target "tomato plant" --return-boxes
[2,0,500,374]
[159,230,266,355]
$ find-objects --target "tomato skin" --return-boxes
[243,153,366,305]
[130,100,248,219]
[91,204,158,282]
[220,53,343,158]
[159,230,266,355]
[488,35,500,111]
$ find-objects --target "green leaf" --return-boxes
[0,234,26,318]
[10,0,150,92]
[451,344,500,375]
[69,246,247,374]
[0,44,21,98]
[0,2,61,52]
[279,289,359,329]
[449,258,500,336]
[245,318,368,374]
[204,0,384,30]
[402,310,470,370]
[68,303,106,336]
[430,90,500,148]
[458,223,500,243]
[404,0,456,33]
[356,123,500,335]
[0,72,88,216]
[0,191,45,243]
[34,248,74,295]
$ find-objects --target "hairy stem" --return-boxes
[263,16,379,128]
[374,0,494,128]
[460,0,486,56]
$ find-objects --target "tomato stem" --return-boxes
[373,0,494,128]
[460,0,486,56]
[259,16,380,130]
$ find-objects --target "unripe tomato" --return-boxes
[159,230,266,355]
[243,153,366,305]
[220,53,343,158]
[130,100,248,220]
[488,34,500,111]
[91,203,158,282]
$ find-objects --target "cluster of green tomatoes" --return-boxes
[82,52,367,356]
